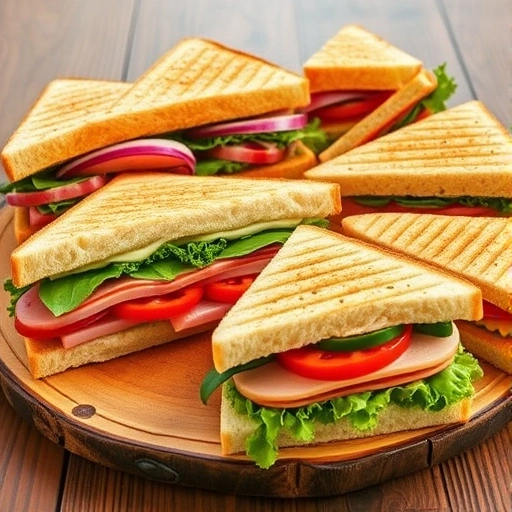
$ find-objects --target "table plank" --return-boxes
[127,0,303,79]
[440,424,512,511]
[0,390,65,511]
[441,0,511,126]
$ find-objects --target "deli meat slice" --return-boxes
[233,327,460,407]
[15,249,276,332]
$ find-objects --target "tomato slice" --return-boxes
[204,274,258,304]
[15,310,108,340]
[313,92,392,122]
[5,175,108,207]
[111,286,204,322]
[207,143,286,165]
[275,325,413,381]
[482,300,512,320]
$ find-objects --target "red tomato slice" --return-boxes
[15,310,108,340]
[204,274,258,304]
[275,325,412,381]
[111,286,204,322]
[482,300,512,320]
[207,143,286,165]
[5,175,108,207]
[313,92,392,122]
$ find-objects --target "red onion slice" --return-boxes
[301,91,388,113]
[56,139,195,178]
[187,113,308,139]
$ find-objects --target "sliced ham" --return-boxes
[170,301,232,332]
[61,315,143,348]
[232,327,460,408]
[15,248,277,334]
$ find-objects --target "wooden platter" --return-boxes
[0,206,511,497]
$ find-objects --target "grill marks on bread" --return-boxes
[212,225,482,372]
[305,101,512,197]
[343,213,512,311]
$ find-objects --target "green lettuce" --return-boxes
[6,220,328,317]
[392,63,457,131]
[354,195,512,215]
[227,347,482,469]
[171,119,328,175]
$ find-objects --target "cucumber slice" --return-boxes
[316,324,405,352]
[413,321,453,337]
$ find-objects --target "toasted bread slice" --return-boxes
[318,68,437,161]
[211,224,482,373]
[10,173,340,287]
[342,213,512,311]
[304,25,423,92]
[342,213,512,373]
[306,101,512,194]
[25,320,215,379]
[455,321,512,374]
[2,38,309,182]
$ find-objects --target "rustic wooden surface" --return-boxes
[0,0,510,510]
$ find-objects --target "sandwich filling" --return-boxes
[340,196,512,217]
[5,218,327,348]
[472,300,512,337]
[302,64,456,146]
[201,322,482,468]
[0,114,325,230]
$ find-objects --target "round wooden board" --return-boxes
[0,206,511,497]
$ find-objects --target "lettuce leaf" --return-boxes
[173,119,328,175]
[391,63,457,131]
[354,195,512,215]
[227,347,482,469]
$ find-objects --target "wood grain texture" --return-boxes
[0,390,65,511]
[441,0,512,127]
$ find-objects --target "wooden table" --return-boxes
[0,1,510,510]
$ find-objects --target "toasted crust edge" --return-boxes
[25,321,216,379]
[456,321,512,374]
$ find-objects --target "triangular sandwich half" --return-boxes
[204,225,483,468]
[1,38,318,242]
[5,173,340,378]
[301,25,453,159]
[305,100,512,223]
[342,212,512,373]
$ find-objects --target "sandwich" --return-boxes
[200,225,483,468]
[0,38,323,243]
[4,173,340,378]
[342,212,512,374]
[305,101,512,224]
[301,24,457,161]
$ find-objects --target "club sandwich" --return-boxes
[201,225,483,468]
[301,24,456,161]
[305,100,512,224]
[4,173,340,378]
[1,38,322,243]
[342,212,512,374]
